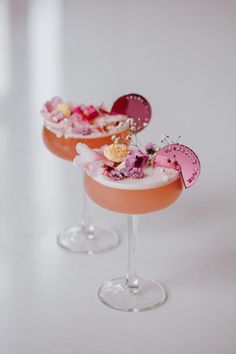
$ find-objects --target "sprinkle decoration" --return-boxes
[111,93,152,132]
[154,144,201,188]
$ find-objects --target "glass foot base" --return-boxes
[57,225,120,254]
[98,277,167,312]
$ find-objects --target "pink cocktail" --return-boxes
[85,167,183,311]
[41,97,130,254]
[85,169,183,214]
[75,136,200,311]
[41,94,151,254]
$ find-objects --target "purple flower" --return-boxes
[125,149,148,169]
[120,166,144,179]
[127,167,144,179]
[108,168,125,181]
[124,154,136,168]
[145,142,157,155]
[119,167,131,177]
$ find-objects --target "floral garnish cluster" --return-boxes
[41,96,125,136]
[102,140,157,181]
[73,115,183,181]
[74,119,162,180]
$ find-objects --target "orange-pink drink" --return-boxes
[85,167,183,214]
[43,126,130,161]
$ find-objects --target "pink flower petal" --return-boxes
[41,96,64,122]
[51,96,63,109]
[75,143,100,161]
[86,160,104,177]
[74,144,113,176]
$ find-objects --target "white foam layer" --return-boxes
[93,167,180,190]
[44,114,128,139]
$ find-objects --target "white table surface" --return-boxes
[1,0,236,353]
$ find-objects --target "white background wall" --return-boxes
[1,1,236,353]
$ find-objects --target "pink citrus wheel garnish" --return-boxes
[111,93,152,132]
[154,144,201,188]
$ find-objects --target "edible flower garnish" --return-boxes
[145,142,157,155]
[57,103,71,117]
[104,144,128,163]
[73,125,200,189]
[41,96,65,123]
[74,143,113,177]
[41,96,128,137]
[74,121,159,180]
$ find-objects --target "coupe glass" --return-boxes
[84,172,183,311]
[42,125,129,254]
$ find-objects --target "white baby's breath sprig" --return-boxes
[114,137,121,144]
[161,134,171,145]
[117,122,124,128]
[157,134,182,149]
[127,118,134,125]
[171,134,182,144]
[176,135,182,144]
[125,134,132,141]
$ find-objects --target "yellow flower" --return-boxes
[104,144,128,163]
[57,103,71,117]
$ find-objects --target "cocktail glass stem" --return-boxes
[81,172,94,239]
[126,215,139,291]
